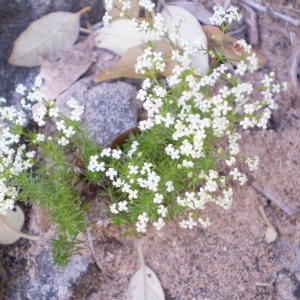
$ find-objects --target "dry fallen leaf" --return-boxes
[8,7,91,67]
[95,19,152,56]
[94,40,176,82]
[258,205,278,244]
[39,36,94,100]
[127,246,165,300]
[202,25,266,68]
[161,5,209,74]
[96,5,209,74]
[0,206,39,244]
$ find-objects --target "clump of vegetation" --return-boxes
[0,2,286,265]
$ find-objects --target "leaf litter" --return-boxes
[8,7,91,67]
[39,35,95,100]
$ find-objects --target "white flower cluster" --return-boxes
[90,4,288,234]
[0,120,35,215]
[67,98,84,121]
[210,6,242,26]
[135,47,166,75]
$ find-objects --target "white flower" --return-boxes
[138,212,149,223]
[157,205,167,217]
[34,76,43,88]
[101,148,111,157]
[153,217,165,230]
[88,155,105,172]
[49,107,59,118]
[179,217,197,229]
[136,221,147,233]
[128,189,138,200]
[111,149,122,159]
[128,165,139,175]
[36,133,46,142]
[63,126,75,138]
[110,203,119,214]
[106,167,117,180]
[118,200,128,211]
[165,181,174,192]
[56,120,66,131]
[103,12,112,25]
[153,193,163,204]
[139,0,155,12]
[58,137,69,146]
[15,84,27,95]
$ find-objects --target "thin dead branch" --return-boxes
[250,182,296,216]
[288,31,300,88]
[242,0,300,27]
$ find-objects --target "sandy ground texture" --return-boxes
[1,0,300,299]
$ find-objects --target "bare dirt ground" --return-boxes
[1,1,300,299]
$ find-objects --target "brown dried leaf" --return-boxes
[94,40,176,82]
[8,7,91,67]
[0,206,39,245]
[39,36,94,100]
[202,25,266,68]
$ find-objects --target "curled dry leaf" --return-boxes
[94,40,176,82]
[8,7,91,67]
[127,247,165,300]
[202,25,266,68]
[0,206,39,245]
[39,36,95,100]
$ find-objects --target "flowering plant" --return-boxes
[87,3,287,233]
[0,2,286,265]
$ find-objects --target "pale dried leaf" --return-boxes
[39,36,94,100]
[127,247,165,300]
[161,5,209,74]
[8,7,91,67]
[94,40,176,82]
[265,226,278,243]
[95,19,152,56]
[0,206,39,244]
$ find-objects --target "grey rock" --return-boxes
[56,78,138,145]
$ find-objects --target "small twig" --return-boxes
[242,0,300,27]
[258,205,272,227]
[288,31,300,88]
[86,227,114,279]
[250,182,296,216]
